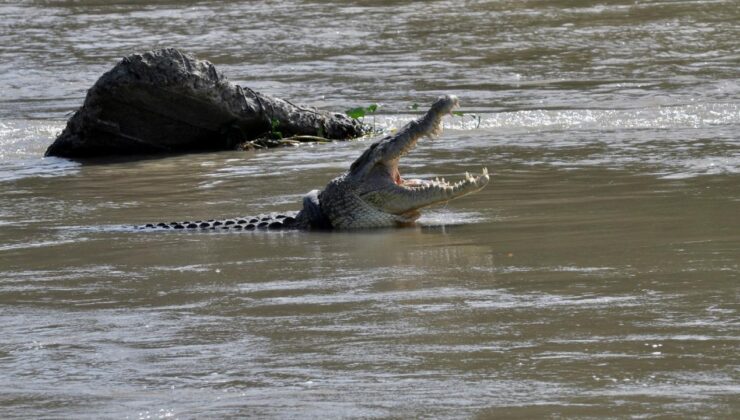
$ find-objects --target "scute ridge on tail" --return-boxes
[137,212,300,231]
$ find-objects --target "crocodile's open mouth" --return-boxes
[347,94,491,222]
[386,96,489,202]
[361,131,490,217]
[385,140,490,212]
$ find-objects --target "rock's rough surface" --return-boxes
[45,48,365,158]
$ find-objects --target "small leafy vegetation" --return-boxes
[452,110,481,129]
[346,103,380,132]
[345,103,379,120]
[270,118,283,139]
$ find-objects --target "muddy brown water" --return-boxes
[1,1,738,418]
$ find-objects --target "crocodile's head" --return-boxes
[317,95,490,229]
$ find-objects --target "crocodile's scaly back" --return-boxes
[138,95,490,231]
[137,213,299,231]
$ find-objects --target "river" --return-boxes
[0,1,738,418]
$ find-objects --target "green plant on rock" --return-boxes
[270,118,283,139]
[346,103,380,132]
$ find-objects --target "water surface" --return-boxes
[0,0,738,417]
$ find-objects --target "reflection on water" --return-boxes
[0,0,738,417]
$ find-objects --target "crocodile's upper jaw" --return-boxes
[322,95,490,228]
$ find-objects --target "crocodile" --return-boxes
[138,95,490,231]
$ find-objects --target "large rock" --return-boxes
[45,48,366,158]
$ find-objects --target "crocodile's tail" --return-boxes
[136,212,300,231]
[136,190,325,232]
